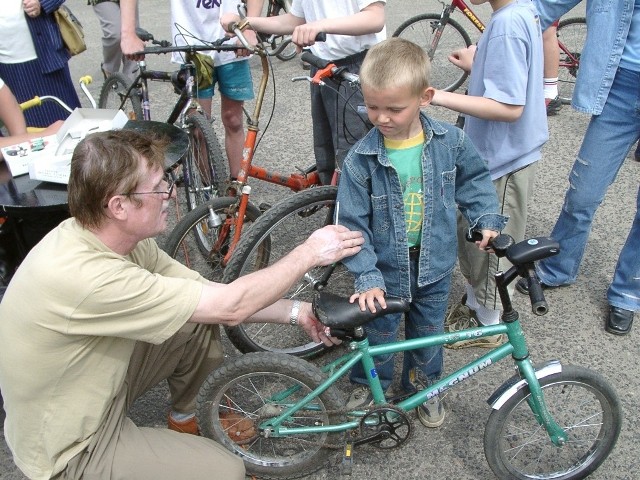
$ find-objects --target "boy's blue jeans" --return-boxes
[350,257,450,393]
[536,67,640,312]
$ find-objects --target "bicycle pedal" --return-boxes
[341,441,354,476]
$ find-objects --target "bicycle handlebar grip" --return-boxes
[300,50,331,70]
[525,270,548,316]
[20,97,41,111]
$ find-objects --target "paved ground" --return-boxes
[2,1,639,479]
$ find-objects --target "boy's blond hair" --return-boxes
[360,37,431,95]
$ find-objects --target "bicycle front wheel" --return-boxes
[163,197,262,283]
[197,352,344,479]
[223,186,352,357]
[183,111,229,210]
[484,365,621,480]
[98,73,143,120]
[393,14,472,92]
[557,17,586,105]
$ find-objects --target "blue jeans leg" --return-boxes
[349,262,451,392]
[537,67,640,301]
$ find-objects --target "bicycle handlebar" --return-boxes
[300,51,361,84]
[467,232,556,316]
[229,21,326,57]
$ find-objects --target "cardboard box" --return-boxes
[1,135,59,177]
[26,109,128,184]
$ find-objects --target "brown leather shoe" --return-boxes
[167,414,200,435]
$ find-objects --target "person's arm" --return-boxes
[0,84,27,136]
[221,10,305,36]
[189,224,364,326]
[290,1,385,47]
[120,0,144,59]
[432,90,524,122]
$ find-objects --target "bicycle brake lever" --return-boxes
[291,75,325,86]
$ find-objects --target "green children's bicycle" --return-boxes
[195,234,621,479]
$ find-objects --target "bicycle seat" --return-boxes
[506,237,560,265]
[312,291,410,329]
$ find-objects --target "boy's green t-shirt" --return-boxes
[385,131,425,247]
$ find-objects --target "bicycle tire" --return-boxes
[196,352,344,479]
[98,72,143,120]
[556,17,586,105]
[223,186,351,358]
[163,197,263,284]
[183,111,229,211]
[393,14,472,92]
[484,365,621,480]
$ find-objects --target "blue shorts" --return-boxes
[196,61,254,102]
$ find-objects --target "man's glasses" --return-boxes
[121,175,175,200]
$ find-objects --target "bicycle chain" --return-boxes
[249,403,408,450]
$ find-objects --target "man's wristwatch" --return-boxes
[289,300,301,326]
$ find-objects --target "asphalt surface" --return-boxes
[2,1,638,479]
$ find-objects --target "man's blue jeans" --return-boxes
[350,259,450,392]
[537,67,640,312]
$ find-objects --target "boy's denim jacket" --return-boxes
[534,0,635,115]
[337,113,508,299]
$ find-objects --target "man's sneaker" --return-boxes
[444,308,505,350]
[346,385,373,410]
[545,96,563,116]
[417,395,445,428]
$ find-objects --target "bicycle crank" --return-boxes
[357,405,412,449]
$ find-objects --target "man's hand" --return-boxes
[22,0,41,18]
[304,225,364,267]
[121,30,145,61]
[448,45,476,73]
[298,302,340,346]
[350,287,386,313]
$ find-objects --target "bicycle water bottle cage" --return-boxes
[312,291,410,330]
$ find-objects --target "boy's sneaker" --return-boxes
[346,385,373,410]
[417,395,445,428]
[444,304,505,349]
[545,96,563,116]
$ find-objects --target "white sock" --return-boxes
[544,77,559,99]
[464,283,500,325]
[170,411,195,422]
[474,304,501,326]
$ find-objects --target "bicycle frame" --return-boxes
[249,265,568,447]
[433,0,580,66]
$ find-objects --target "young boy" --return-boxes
[336,38,507,427]
[220,0,386,185]
[432,0,548,348]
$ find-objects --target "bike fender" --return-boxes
[488,360,563,410]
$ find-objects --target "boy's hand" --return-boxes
[448,45,476,73]
[298,302,341,346]
[220,13,241,33]
[292,23,324,50]
[350,288,386,314]
[477,229,500,251]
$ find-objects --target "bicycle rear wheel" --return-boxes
[196,352,344,479]
[222,186,351,357]
[183,111,229,210]
[393,14,472,92]
[163,197,263,283]
[98,73,143,120]
[556,17,586,105]
[484,365,621,479]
